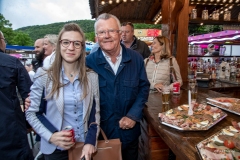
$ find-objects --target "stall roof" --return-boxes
[188,30,240,44]
[89,0,240,24]
[6,45,34,51]
[89,0,162,24]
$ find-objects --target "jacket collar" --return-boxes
[96,43,131,65]
[120,35,137,49]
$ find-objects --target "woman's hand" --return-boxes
[49,131,75,150]
[24,94,31,111]
[154,83,163,92]
[81,144,96,160]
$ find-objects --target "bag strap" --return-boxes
[170,57,178,81]
[89,122,108,141]
[145,58,149,67]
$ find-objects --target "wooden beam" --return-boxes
[176,0,189,82]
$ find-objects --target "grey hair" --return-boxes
[44,34,58,47]
[94,13,121,33]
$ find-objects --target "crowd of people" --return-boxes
[0,13,182,160]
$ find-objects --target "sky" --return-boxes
[0,0,93,30]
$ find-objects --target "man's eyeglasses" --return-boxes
[60,39,83,49]
[96,29,121,37]
[1,38,7,44]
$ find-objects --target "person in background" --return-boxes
[205,43,215,56]
[32,38,45,72]
[25,63,35,82]
[43,34,58,68]
[121,22,151,59]
[89,42,99,54]
[145,36,182,92]
[86,13,150,160]
[202,43,218,64]
[0,31,33,159]
[26,23,100,160]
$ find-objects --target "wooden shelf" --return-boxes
[189,18,240,25]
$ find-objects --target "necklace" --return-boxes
[68,71,75,77]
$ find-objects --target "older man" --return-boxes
[0,31,33,159]
[121,22,151,59]
[86,13,150,160]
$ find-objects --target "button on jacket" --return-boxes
[86,44,150,148]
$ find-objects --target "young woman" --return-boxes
[26,23,100,160]
[145,36,182,92]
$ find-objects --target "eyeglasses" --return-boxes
[96,29,121,37]
[1,38,7,44]
[60,39,83,49]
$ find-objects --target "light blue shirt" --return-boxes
[61,67,84,142]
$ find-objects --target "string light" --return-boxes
[101,0,105,5]
[109,0,112,4]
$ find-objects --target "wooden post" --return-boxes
[176,0,189,82]
[161,0,188,82]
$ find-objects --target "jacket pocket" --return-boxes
[123,80,139,100]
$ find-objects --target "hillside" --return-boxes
[16,20,161,43]
[16,20,95,42]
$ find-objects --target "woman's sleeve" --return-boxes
[84,72,100,146]
[173,58,183,86]
[25,68,53,142]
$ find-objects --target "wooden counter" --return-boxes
[143,87,240,160]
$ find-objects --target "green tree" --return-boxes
[0,13,15,44]
[85,32,95,42]
[11,31,33,46]
[189,24,222,36]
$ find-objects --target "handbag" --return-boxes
[170,57,178,83]
[68,127,122,160]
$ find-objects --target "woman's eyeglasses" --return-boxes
[60,39,83,49]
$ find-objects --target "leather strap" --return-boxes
[170,57,178,81]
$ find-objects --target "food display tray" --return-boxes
[196,126,240,160]
[158,104,227,131]
[160,115,227,131]
[207,97,240,116]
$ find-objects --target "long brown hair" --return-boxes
[47,23,88,99]
[152,36,171,59]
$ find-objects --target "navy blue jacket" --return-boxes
[86,44,150,148]
[0,51,33,159]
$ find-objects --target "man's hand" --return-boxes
[49,131,75,150]
[119,116,136,130]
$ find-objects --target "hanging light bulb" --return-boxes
[116,0,120,3]
[109,0,112,4]
[131,0,134,1]
[101,0,105,5]
[123,0,127,2]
